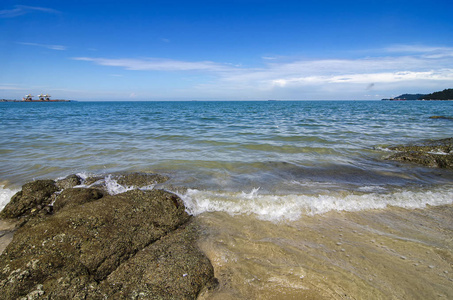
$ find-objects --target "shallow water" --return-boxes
[197,205,453,299]
[1,100,452,190]
[1,100,452,298]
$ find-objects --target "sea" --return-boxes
[1,100,452,299]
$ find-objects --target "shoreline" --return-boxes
[1,166,452,298]
[1,174,452,299]
[195,203,453,299]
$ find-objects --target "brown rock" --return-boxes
[0,188,215,300]
[53,187,105,212]
[84,172,169,192]
[0,180,58,219]
[99,222,217,299]
[56,174,82,190]
[386,138,453,169]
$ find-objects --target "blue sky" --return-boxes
[1,0,452,100]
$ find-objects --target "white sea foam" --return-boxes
[373,146,396,152]
[103,175,135,195]
[428,149,450,155]
[76,172,91,181]
[0,185,19,211]
[179,186,453,222]
[81,174,155,195]
[357,186,387,192]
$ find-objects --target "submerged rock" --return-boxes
[429,116,453,120]
[0,173,216,299]
[386,138,453,169]
[113,172,169,187]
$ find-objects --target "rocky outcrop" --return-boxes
[0,180,58,219]
[55,174,82,190]
[83,172,169,189]
[53,188,105,213]
[386,138,453,169]
[0,173,216,299]
[429,116,453,120]
[99,223,217,299]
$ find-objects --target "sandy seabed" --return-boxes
[196,204,453,299]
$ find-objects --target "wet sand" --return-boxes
[196,204,453,299]
[1,187,451,299]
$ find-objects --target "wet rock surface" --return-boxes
[84,172,169,190]
[429,115,453,120]
[100,223,216,299]
[55,174,82,190]
[53,188,105,213]
[0,180,58,219]
[0,173,216,299]
[386,138,453,169]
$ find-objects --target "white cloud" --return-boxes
[269,70,453,87]
[217,52,453,91]
[384,45,453,59]
[71,44,453,99]
[0,85,23,90]
[72,57,233,72]
[19,42,67,51]
[0,5,59,18]
[385,44,452,53]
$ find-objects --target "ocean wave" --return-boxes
[0,185,19,211]
[75,173,156,195]
[2,174,453,223]
[178,186,453,222]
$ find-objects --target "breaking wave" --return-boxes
[0,185,19,211]
[178,186,453,222]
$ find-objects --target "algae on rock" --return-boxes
[0,173,216,300]
[386,138,453,169]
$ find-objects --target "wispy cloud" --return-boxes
[385,44,452,53]
[0,85,23,91]
[268,70,453,88]
[384,44,453,59]
[0,5,59,18]
[71,44,453,99]
[216,47,453,91]
[72,57,233,72]
[19,42,67,51]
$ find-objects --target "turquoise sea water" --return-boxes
[1,100,452,218]
[2,100,453,298]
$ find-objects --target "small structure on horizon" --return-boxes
[18,93,69,102]
[22,94,33,101]
[38,94,51,101]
